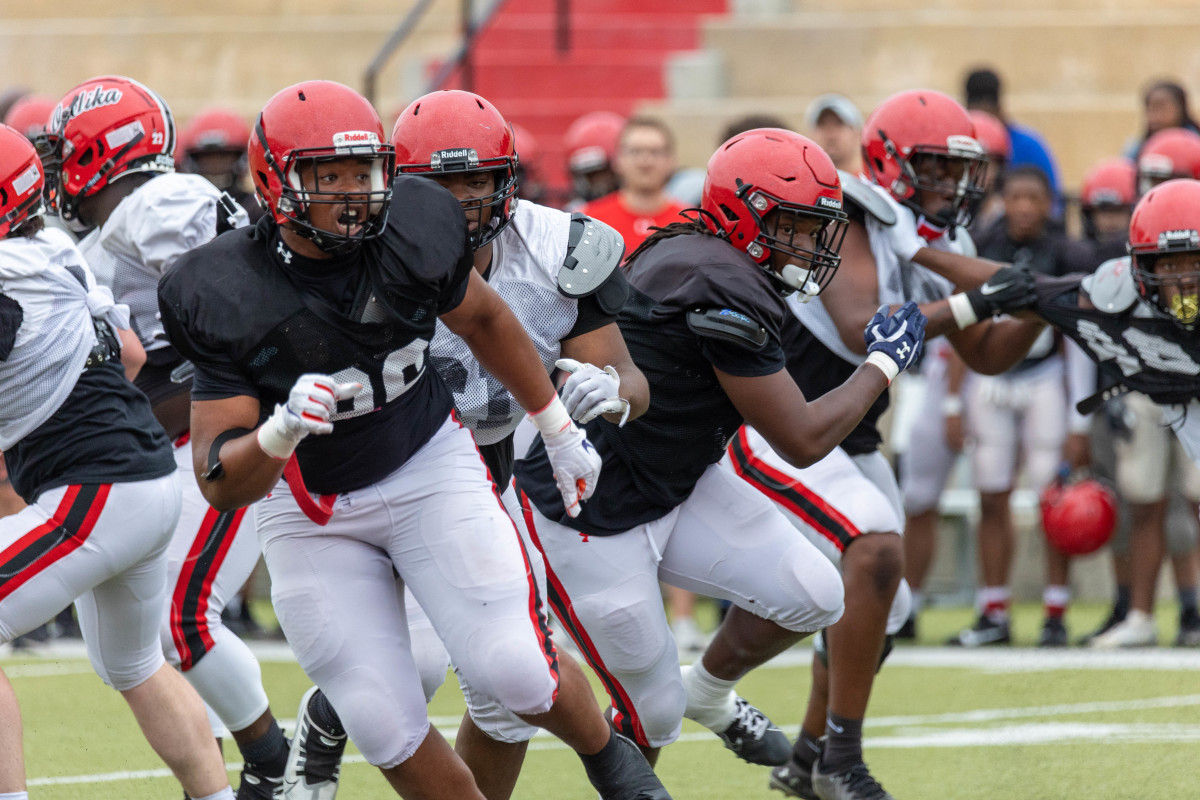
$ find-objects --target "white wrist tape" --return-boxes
[529,394,573,438]
[865,351,900,384]
[948,293,979,329]
[257,407,301,460]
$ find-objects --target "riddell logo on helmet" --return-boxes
[816,196,843,210]
[1157,229,1200,248]
[50,85,123,133]
[333,131,380,149]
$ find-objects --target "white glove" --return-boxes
[555,358,631,426]
[257,373,363,460]
[885,200,928,263]
[529,395,602,518]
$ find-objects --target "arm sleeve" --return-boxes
[564,282,623,339]
[697,333,787,377]
[436,232,476,315]
[1064,338,1097,434]
[191,358,260,401]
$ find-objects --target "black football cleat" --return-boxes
[238,760,285,800]
[811,760,895,800]
[1037,616,1068,648]
[582,730,672,800]
[283,687,346,800]
[717,697,791,766]
[946,614,1011,647]
[769,756,820,799]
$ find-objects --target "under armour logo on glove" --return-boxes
[863,301,928,384]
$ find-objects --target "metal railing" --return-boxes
[363,0,526,107]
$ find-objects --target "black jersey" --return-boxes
[514,231,787,534]
[6,359,176,503]
[1035,273,1200,406]
[158,176,475,495]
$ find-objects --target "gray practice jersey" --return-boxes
[80,171,248,353]
[429,201,580,446]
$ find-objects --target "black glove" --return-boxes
[948,266,1038,328]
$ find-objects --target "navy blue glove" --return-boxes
[863,301,927,383]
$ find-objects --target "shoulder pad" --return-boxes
[1081,256,1137,314]
[558,213,625,298]
[838,171,897,226]
[686,307,768,350]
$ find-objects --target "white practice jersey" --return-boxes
[0,227,129,449]
[429,201,580,445]
[79,172,247,353]
[791,184,974,366]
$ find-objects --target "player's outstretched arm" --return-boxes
[718,303,926,469]
[558,323,649,425]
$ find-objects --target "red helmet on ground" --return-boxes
[1040,476,1118,556]
[0,124,45,238]
[392,90,517,250]
[3,95,55,141]
[1137,128,1200,196]
[862,89,986,229]
[249,80,394,255]
[701,128,847,298]
[1128,178,1200,328]
[38,76,176,229]
[967,110,1011,163]
[177,107,251,172]
[1081,157,1137,210]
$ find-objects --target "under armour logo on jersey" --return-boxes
[276,240,293,265]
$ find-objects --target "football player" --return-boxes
[157,80,670,800]
[177,106,266,223]
[511,128,926,776]
[0,123,235,800]
[285,87,653,800]
[741,91,1046,800]
[564,110,625,207]
[923,178,1200,489]
[38,75,287,799]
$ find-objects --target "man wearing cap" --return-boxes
[805,94,863,175]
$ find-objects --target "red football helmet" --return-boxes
[37,76,176,230]
[1128,178,1200,328]
[862,89,986,230]
[392,90,517,250]
[3,95,55,141]
[177,106,251,184]
[1137,128,1200,196]
[1081,157,1137,210]
[701,128,847,298]
[249,80,394,255]
[509,121,547,204]
[1040,476,1118,556]
[0,124,45,238]
[967,110,1011,162]
[564,111,625,201]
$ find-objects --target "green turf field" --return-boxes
[9,602,1199,799]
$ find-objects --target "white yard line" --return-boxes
[28,693,1200,786]
[9,640,1200,672]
